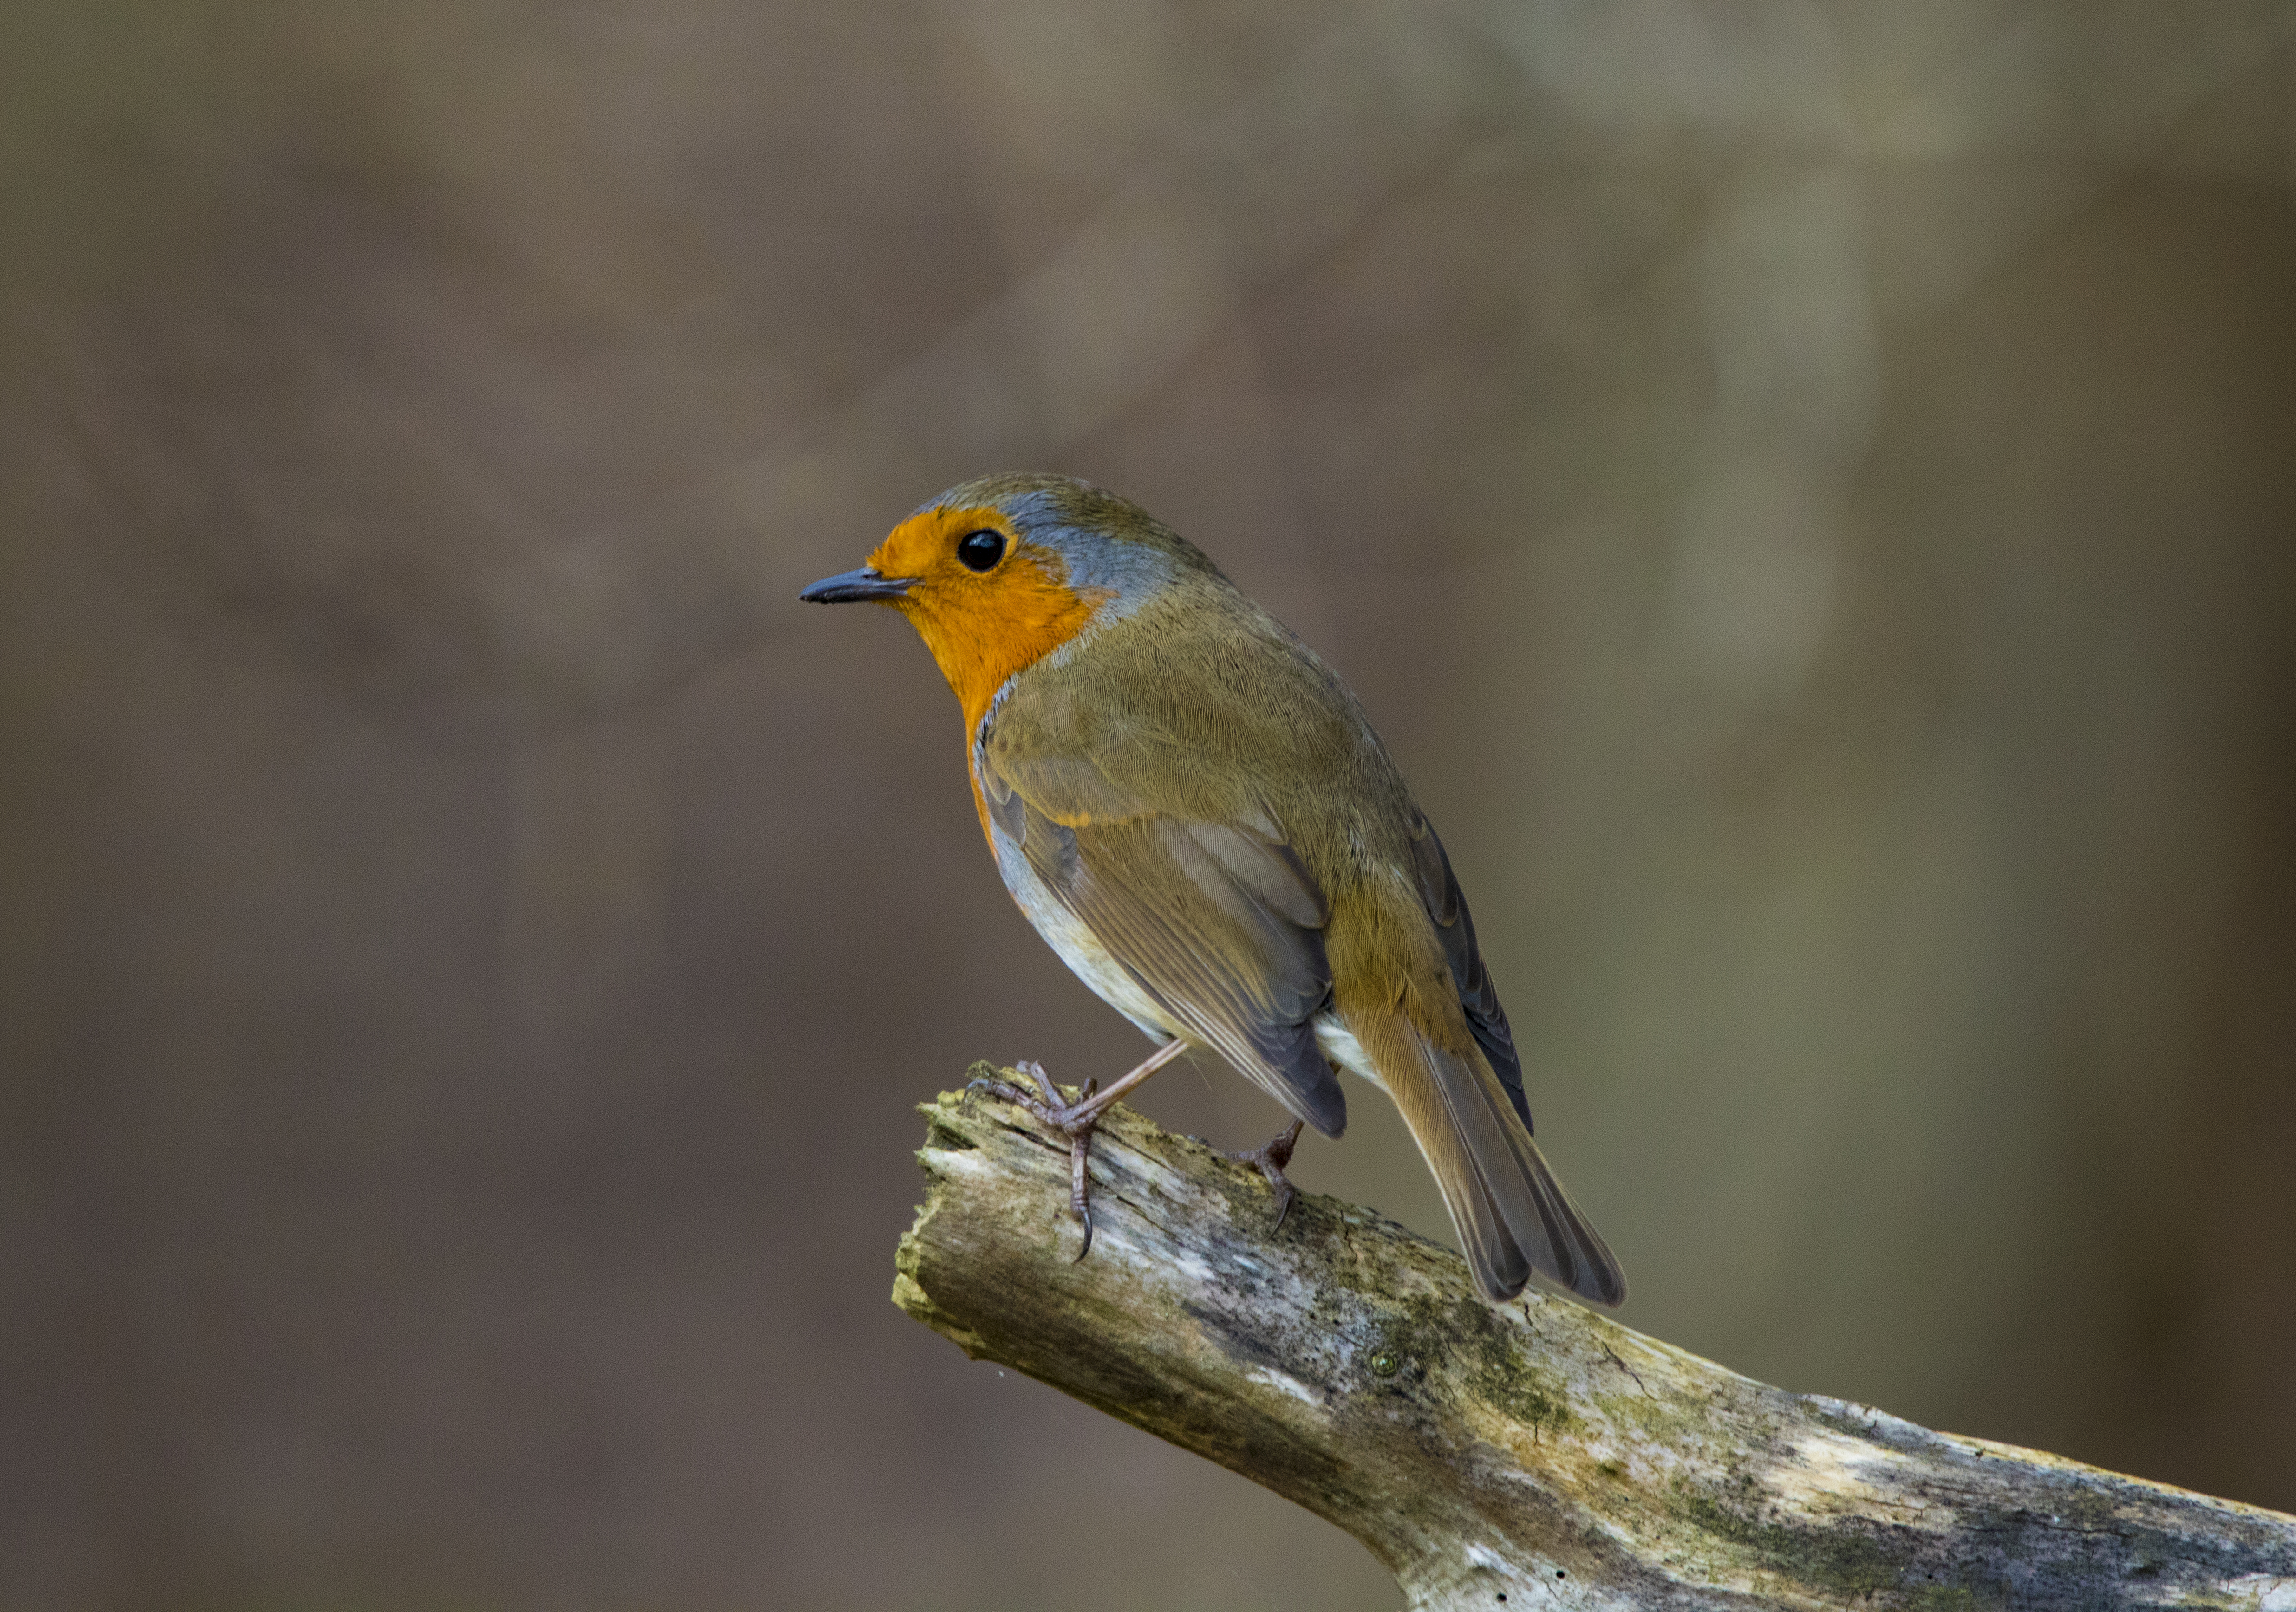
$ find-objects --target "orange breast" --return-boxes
[863,503,1107,744]
[904,547,1105,740]
[866,503,1111,841]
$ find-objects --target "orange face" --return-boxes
[865,504,1112,738]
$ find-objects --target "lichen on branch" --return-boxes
[895,1073,2296,1611]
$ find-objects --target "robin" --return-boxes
[801,473,1624,1306]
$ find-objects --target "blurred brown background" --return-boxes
[4,2,2294,1607]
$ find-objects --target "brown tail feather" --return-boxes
[1368,1018,1626,1306]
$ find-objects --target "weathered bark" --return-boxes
[894,1072,2296,1611]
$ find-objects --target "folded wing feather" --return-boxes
[982,746,1345,1137]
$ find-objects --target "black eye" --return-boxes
[956,529,1006,572]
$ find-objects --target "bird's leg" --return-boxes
[1229,1119,1307,1231]
[964,1038,1191,1259]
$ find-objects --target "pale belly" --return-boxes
[987,812,1174,1040]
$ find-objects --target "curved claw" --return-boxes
[965,1069,1032,1108]
[1067,1128,1096,1258]
[1015,1059,1064,1109]
[1269,1179,1300,1234]
[1231,1119,1306,1234]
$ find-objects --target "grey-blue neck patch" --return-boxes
[996,489,1176,624]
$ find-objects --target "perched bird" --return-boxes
[801,473,1624,1306]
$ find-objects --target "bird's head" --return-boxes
[800,472,1211,731]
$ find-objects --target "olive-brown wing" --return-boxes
[979,747,1346,1137]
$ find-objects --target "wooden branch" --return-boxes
[893,1072,2296,1611]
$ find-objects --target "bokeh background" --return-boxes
[5,2,2294,1607]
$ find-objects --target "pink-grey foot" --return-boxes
[964,1039,1190,1261]
[1229,1118,1307,1231]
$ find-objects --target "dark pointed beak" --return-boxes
[798,566,914,604]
